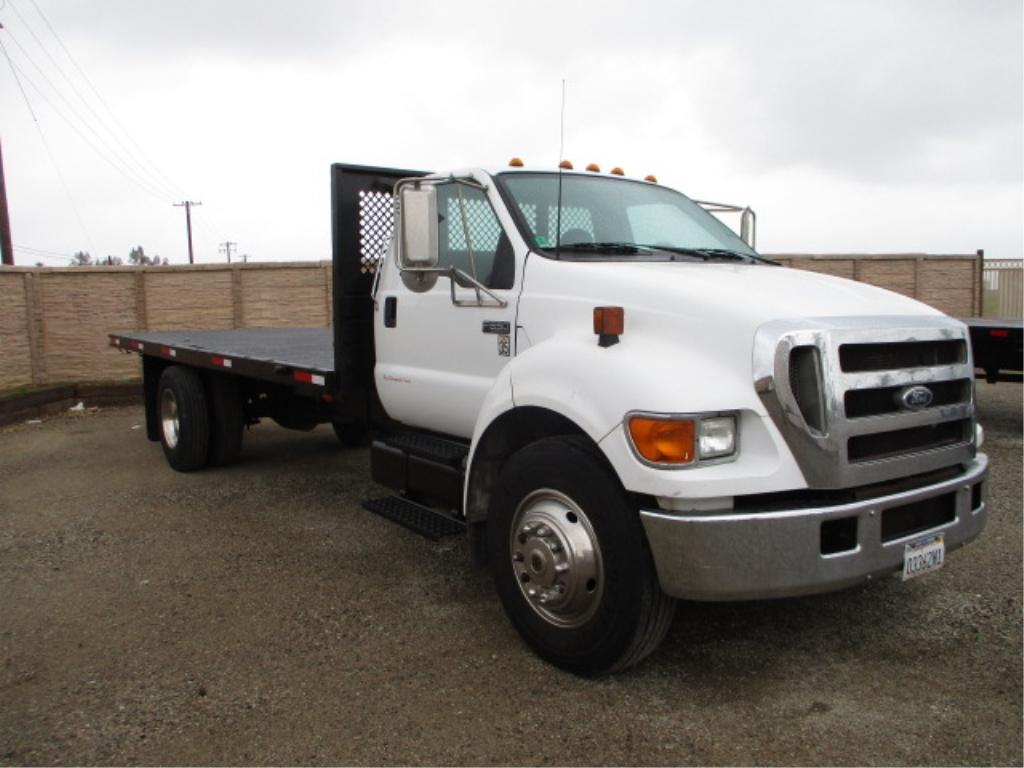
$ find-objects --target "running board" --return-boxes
[362,496,466,541]
[370,432,468,511]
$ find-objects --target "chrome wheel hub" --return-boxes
[160,388,179,449]
[510,489,603,628]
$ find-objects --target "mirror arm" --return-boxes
[399,268,507,309]
[449,268,508,307]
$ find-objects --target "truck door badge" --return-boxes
[498,335,511,357]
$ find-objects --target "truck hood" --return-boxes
[554,260,943,323]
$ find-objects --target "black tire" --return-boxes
[157,366,210,472]
[331,421,370,448]
[207,374,244,467]
[487,436,675,676]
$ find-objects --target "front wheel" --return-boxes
[487,436,675,676]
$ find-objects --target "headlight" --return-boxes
[625,412,738,468]
[699,416,737,459]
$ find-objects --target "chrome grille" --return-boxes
[838,339,966,372]
[754,316,977,488]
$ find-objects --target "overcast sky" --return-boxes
[1,0,1021,266]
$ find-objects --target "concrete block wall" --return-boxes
[0,262,334,392]
[776,254,981,317]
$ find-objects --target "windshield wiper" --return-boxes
[554,241,654,255]
[696,248,781,265]
[638,245,779,265]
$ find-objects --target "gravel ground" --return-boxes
[0,385,1020,766]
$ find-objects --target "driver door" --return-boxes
[375,179,519,438]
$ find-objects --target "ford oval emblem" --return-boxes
[899,385,934,411]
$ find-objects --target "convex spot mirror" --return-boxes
[400,186,439,269]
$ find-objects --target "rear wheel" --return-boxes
[487,436,675,676]
[157,366,210,472]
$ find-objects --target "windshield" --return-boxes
[496,172,760,261]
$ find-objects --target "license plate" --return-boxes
[902,534,945,581]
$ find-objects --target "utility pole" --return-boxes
[219,240,237,264]
[173,201,202,264]
[0,138,14,266]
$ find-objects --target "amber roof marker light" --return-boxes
[509,157,524,167]
[610,167,625,176]
[586,163,601,172]
[644,174,658,182]
[558,160,574,170]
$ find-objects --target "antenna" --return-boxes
[555,79,566,260]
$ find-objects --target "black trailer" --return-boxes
[962,317,1024,384]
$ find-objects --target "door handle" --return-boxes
[384,296,397,328]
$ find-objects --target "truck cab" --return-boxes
[372,165,986,673]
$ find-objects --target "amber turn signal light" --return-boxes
[628,417,696,464]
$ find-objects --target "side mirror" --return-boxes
[400,186,439,268]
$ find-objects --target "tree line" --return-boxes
[62,246,168,267]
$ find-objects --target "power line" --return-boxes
[6,53,171,202]
[14,243,74,257]
[13,244,77,264]
[5,0,177,201]
[2,26,173,201]
[22,0,186,198]
[0,32,94,253]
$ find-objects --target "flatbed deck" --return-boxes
[110,328,335,391]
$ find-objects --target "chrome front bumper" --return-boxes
[640,455,988,601]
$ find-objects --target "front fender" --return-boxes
[508,334,762,437]
[465,334,804,509]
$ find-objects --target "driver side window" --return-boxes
[436,184,514,290]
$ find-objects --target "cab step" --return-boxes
[362,495,466,541]
[370,431,469,510]
[382,432,469,467]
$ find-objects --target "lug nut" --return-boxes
[536,525,551,537]
[513,552,523,562]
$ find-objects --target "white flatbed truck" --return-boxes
[111,162,988,675]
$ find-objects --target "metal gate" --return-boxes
[983,260,1023,320]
